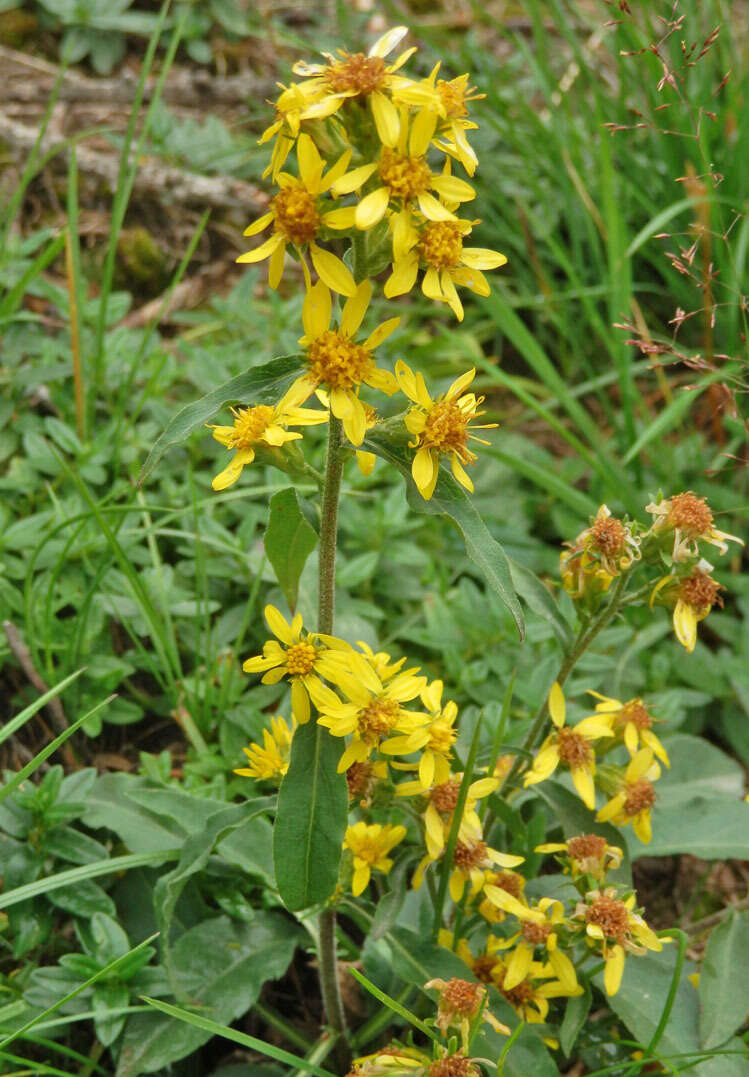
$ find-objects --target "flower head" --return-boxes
[309,658,427,771]
[238,134,357,295]
[381,679,459,788]
[535,833,623,882]
[523,683,613,810]
[235,715,296,782]
[414,836,523,903]
[395,362,497,499]
[332,109,475,233]
[209,385,327,490]
[596,748,660,844]
[586,692,669,767]
[646,491,742,563]
[424,978,508,1042]
[650,562,725,653]
[292,281,399,446]
[242,605,353,723]
[385,217,506,320]
[560,506,640,602]
[396,773,498,859]
[573,887,662,995]
[481,893,578,994]
[343,821,406,895]
[293,27,438,146]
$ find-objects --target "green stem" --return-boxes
[497,573,630,797]
[316,415,350,1073]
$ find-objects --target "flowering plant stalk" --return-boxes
[149,23,745,1077]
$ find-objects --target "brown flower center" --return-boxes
[422,399,469,454]
[379,148,432,201]
[429,1056,478,1077]
[618,700,652,731]
[667,491,713,536]
[346,761,377,801]
[358,698,400,744]
[306,330,373,390]
[501,978,534,1006]
[453,839,487,872]
[590,515,626,556]
[229,404,275,448]
[623,779,656,817]
[430,779,461,815]
[440,978,483,1016]
[325,53,387,95]
[491,871,524,899]
[521,920,551,946]
[567,834,608,864]
[272,186,320,246]
[437,79,469,118]
[585,894,630,941]
[418,221,464,270]
[284,641,317,676]
[678,571,723,611]
[557,728,593,769]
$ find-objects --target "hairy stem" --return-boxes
[316,415,350,1071]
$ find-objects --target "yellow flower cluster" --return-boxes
[207,26,510,501]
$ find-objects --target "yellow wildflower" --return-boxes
[293,27,437,145]
[395,361,497,500]
[238,133,357,295]
[343,821,406,896]
[242,605,353,723]
[308,659,427,772]
[560,505,640,600]
[381,679,459,788]
[430,70,484,176]
[650,563,725,654]
[424,977,509,1042]
[646,491,743,563]
[481,893,578,993]
[257,81,321,180]
[350,1048,430,1077]
[235,715,296,782]
[209,385,327,491]
[535,833,623,882]
[523,683,613,810]
[596,748,660,844]
[395,773,498,859]
[332,110,475,232]
[475,868,527,923]
[586,692,669,767]
[574,887,662,996]
[385,217,506,320]
[414,836,523,902]
[355,640,407,683]
[292,281,399,446]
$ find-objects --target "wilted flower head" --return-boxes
[646,491,742,563]
[560,505,639,603]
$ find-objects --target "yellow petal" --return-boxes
[571,766,596,811]
[265,605,295,646]
[268,240,285,290]
[549,683,566,728]
[237,233,284,263]
[297,133,324,192]
[504,943,533,990]
[604,945,625,996]
[422,266,443,301]
[461,247,508,270]
[365,316,400,350]
[356,450,376,476]
[355,186,390,230]
[332,163,377,196]
[211,448,254,490]
[385,256,419,298]
[302,280,332,340]
[370,91,400,147]
[310,243,356,297]
[243,211,273,237]
[451,454,473,492]
[342,395,368,447]
[417,191,456,222]
[409,108,438,157]
[322,206,357,230]
[369,25,408,58]
[341,279,372,337]
[431,174,476,203]
[412,447,436,495]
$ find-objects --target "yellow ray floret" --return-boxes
[395,361,497,500]
[235,715,296,782]
[237,133,356,295]
[596,747,661,845]
[209,383,327,491]
[291,280,399,446]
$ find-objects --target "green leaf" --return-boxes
[363,426,524,638]
[217,815,275,885]
[82,773,192,852]
[138,356,303,485]
[273,722,348,911]
[560,982,591,1057]
[533,781,631,884]
[699,911,749,1049]
[264,488,318,612]
[117,914,300,1076]
[508,559,572,649]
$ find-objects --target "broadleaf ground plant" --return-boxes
[0,5,748,1077]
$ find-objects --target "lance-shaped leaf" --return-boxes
[363,424,524,638]
[265,488,318,612]
[273,722,348,912]
[138,355,304,484]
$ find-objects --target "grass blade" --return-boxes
[0,668,85,748]
[0,851,178,911]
